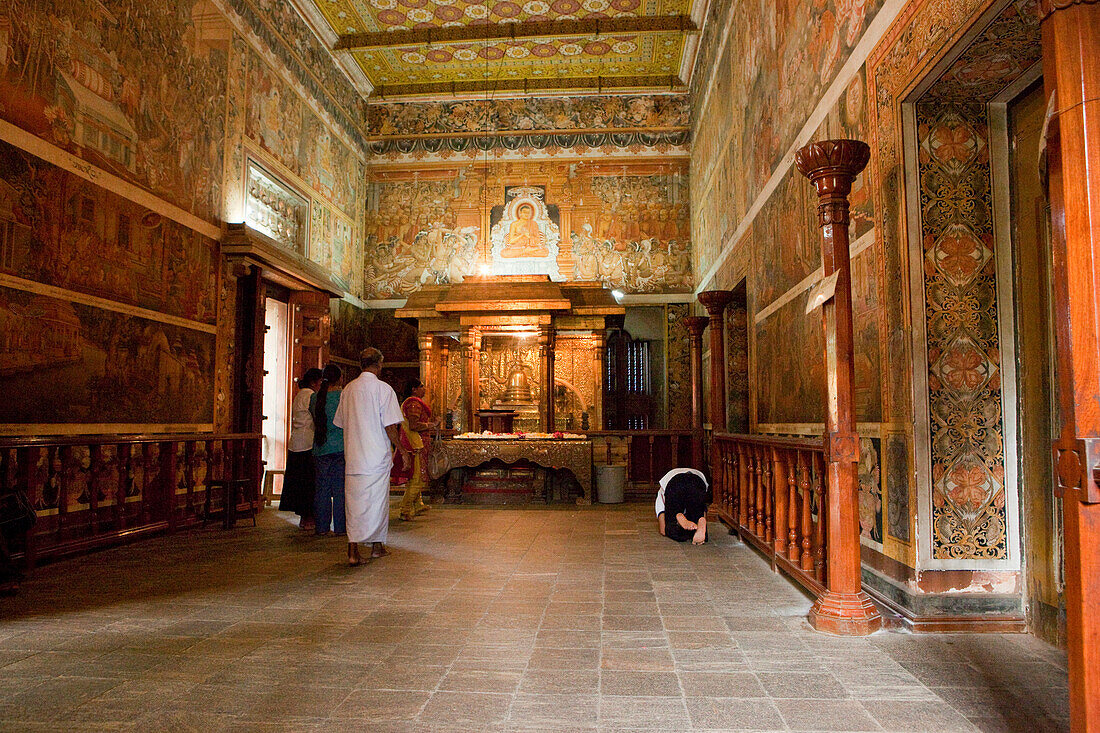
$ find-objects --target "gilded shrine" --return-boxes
[396,275,623,502]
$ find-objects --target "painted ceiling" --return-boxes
[301,0,703,98]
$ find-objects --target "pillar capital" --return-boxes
[698,290,735,318]
[1037,0,1099,20]
[683,315,709,340]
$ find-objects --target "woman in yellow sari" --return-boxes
[392,378,439,521]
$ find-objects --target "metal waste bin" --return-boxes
[596,464,626,504]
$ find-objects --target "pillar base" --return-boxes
[808,590,882,636]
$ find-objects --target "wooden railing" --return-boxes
[589,430,699,497]
[0,433,262,566]
[712,432,828,595]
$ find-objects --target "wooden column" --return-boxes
[592,332,605,430]
[419,332,434,395]
[462,326,482,433]
[684,316,709,470]
[795,139,882,635]
[438,338,451,424]
[698,290,734,431]
[1039,1,1100,728]
[539,325,555,431]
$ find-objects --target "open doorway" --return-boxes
[261,296,291,499]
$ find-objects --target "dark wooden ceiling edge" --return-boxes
[335,15,699,50]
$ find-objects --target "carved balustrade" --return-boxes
[712,433,828,595]
[0,433,262,566]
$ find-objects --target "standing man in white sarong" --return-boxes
[333,347,408,566]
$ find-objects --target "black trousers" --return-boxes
[662,473,710,542]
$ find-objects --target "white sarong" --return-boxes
[345,471,390,543]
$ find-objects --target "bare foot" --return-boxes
[692,517,708,545]
[676,513,697,531]
[371,543,389,559]
[347,542,362,566]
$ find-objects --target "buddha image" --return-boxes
[500,203,548,258]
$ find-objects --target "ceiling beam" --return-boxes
[369,74,686,98]
[334,15,698,51]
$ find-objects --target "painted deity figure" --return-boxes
[501,204,547,258]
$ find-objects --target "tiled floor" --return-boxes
[0,504,1069,732]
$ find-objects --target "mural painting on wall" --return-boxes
[917,102,1007,560]
[666,304,692,430]
[244,46,359,218]
[362,165,693,299]
[850,245,882,423]
[362,179,478,299]
[329,301,418,365]
[755,173,818,308]
[220,0,369,144]
[0,286,215,426]
[572,174,692,293]
[859,437,884,546]
[690,0,887,281]
[754,298,824,425]
[0,141,218,324]
[365,96,690,158]
[309,203,355,291]
[368,96,690,136]
[0,0,230,222]
[726,295,750,433]
[489,186,561,279]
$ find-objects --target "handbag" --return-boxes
[426,427,448,480]
[0,490,37,535]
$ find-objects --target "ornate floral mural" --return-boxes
[917,102,1007,560]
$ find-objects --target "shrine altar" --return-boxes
[435,438,593,504]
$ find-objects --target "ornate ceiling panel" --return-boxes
[300,0,703,97]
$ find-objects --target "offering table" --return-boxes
[435,437,593,504]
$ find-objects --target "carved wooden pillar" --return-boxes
[684,316,709,470]
[698,290,734,431]
[592,331,605,430]
[795,139,882,635]
[419,332,434,393]
[1039,1,1100,727]
[462,326,482,432]
[438,338,451,424]
[539,325,555,431]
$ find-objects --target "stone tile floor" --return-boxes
[0,503,1069,732]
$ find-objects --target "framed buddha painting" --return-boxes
[488,186,562,279]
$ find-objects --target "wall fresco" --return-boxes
[754,297,825,425]
[368,96,690,136]
[0,285,215,425]
[244,45,360,219]
[219,0,370,145]
[859,437,884,546]
[0,141,218,324]
[0,0,230,223]
[665,303,692,431]
[362,161,691,299]
[690,0,888,274]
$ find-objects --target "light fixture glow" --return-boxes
[611,289,625,302]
